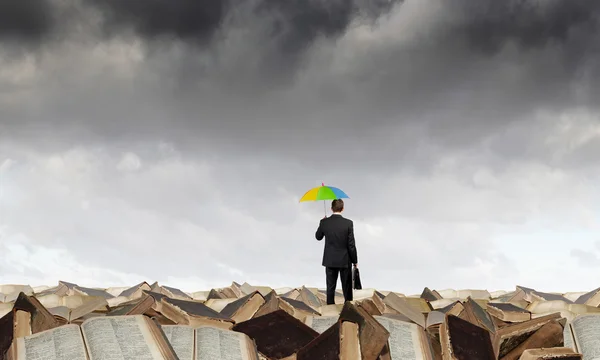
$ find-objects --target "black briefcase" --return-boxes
[353,267,362,290]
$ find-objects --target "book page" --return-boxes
[81,316,164,360]
[564,323,576,352]
[425,311,444,328]
[195,326,249,360]
[571,314,600,360]
[70,298,108,322]
[162,325,194,360]
[16,324,87,360]
[305,316,338,334]
[375,316,424,360]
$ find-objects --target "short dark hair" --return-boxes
[331,199,344,212]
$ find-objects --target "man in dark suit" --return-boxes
[315,199,358,304]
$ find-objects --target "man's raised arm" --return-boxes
[315,219,324,240]
[348,220,358,265]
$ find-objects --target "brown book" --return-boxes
[253,291,296,319]
[377,343,391,360]
[405,297,434,314]
[339,302,389,360]
[374,315,435,360]
[516,286,572,304]
[118,282,152,300]
[46,296,109,325]
[421,288,442,302]
[459,297,496,334]
[500,320,563,360]
[492,316,511,329]
[428,331,443,360]
[531,291,573,303]
[233,310,319,359]
[220,291,265,323]
[206,288,225,300]
[8,315,178,360]
[107,293,156,317]
[357,298,383,316]
[283,289,301,300]
[56,281,78,296]
[231,282,243,297]
[72,286,114,299]
[427,300,464,339]
[356,292,386,316]
[495,312,562,358]
[574,287,600,307]
[145,308,177,326]
[159,297,234,329]
[161,324,259,360]
[0,311,14,360]
[495,286,531,305]
[13,292,60,335]
[383,293,426,328]
[13,311,31,339]
[424,310,445,341]
[296,320,360,360]
[149,281,161,292]
[159,286,193,301]
[440,314,495,360]
[219,287,239,299]
[297,287,323,311]
[34,281,72,297]
[487,302,531,323]
[519,348,582,360]
[280,297,321,322]
[437,301,464,317]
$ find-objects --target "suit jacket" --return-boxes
[315,214,358,268]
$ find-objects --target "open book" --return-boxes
[374,316,434,360]
[563,313,600,360]
[161,324,259,360]
[8,315,177,360]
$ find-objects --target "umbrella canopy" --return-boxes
[300,183,349,202]
[300,183,349,216]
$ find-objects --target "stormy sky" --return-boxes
[1,0,600,295]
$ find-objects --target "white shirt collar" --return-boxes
[332,212,342,216]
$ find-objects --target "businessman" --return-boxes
[315,199,358,304]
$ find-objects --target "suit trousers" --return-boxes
[325,266,353,305]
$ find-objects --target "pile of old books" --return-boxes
[0,281,598,359]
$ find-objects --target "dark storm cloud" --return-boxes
[253,0,401,54]
[2,0,600,172]
[84,0,403,49]
[454,0,600,54]
[0,0,56,42]
[83,0,229,44]
[78,0,404,82]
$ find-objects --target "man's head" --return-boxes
[331,199,344,213]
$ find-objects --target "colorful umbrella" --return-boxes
[300,183,349,216]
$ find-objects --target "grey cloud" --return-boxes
[0,145,524,291]
[570,248,600,268]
